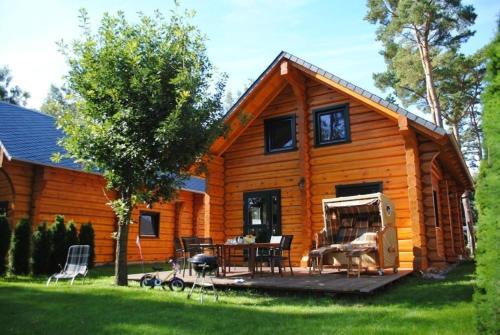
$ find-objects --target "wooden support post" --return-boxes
[398,116,427,270]
[281,61,312,266]
[29,165,46,225]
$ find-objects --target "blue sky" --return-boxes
[1,0,498,120]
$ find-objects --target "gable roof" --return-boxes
[225,51,446,136]
[214,51,473,188]
[0,102,206,193]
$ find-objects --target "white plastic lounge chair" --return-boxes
[46,245,90,286]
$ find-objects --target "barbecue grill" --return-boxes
[187,254,219,303]
[188,254,218,276]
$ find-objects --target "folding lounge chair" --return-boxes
[46,245,90,286]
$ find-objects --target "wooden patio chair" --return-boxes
[46,245,90,286]
[256,235,282,273]
[270,235,294,276]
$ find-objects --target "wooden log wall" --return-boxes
[0,159,200,264]
[222,79,416,268]
[0,160,34,224]
[418,135,447,268]
[205,156,225,243]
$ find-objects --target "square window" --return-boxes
[264,115,296,153]
[314,104,350,146]
[139,212,160,237]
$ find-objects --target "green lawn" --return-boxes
[0,262,475,335]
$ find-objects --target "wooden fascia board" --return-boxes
[210,79,288,157]
[280,61,306,106]
[296,65,401,121]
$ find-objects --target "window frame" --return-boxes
[139,211,160,238]
[335,182,383,197]
[313,104,351,147]
[264,114,297,154]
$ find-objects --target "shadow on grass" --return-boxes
[0,262,475,335]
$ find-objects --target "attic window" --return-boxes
[314,104,350,146]
[264,115,297,153]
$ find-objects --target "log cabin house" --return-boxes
[0,52,473,270]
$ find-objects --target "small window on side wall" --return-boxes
[264,115,297,153]
[314,104,350,146]
[139,212,160,237]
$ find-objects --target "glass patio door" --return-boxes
[243,190,281,243]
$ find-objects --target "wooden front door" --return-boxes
[243,190,281,243]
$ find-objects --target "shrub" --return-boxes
[475,20,500,335]
[8,218,31,275]
[66,220,79,249]
[0,214,11,275]
[79,222,95,268]
[32,223,51,275]
[49,215,67,273]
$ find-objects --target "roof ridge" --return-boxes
[280,51,447,136]
[224,51,447,137]
[0,101,55,119]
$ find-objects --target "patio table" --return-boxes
[218,242,280,278]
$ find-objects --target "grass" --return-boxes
[0,262,475,335]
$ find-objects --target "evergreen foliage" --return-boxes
[8,218,31,275]
[0,214,11,275]
[31,223,51,275]
[65,221,79,249]
[78,222,95,268]
[49,215,67,273]
[475,19,500,335]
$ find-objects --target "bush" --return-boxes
[66,220,79,249]
[49,215,67,273]
[79,222,95,268]
[475,19,500,335]
[0,215,11,275]
[32,223,51,275]
[8,218,31,275]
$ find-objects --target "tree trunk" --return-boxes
[451,123,461,147]
[115,221,130,286]
[114,194,132,286]
[461,191,476,256]
[469,110,483,161]
[414,31,443,127]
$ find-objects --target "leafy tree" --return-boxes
[79,222,95,268]
[365,0,476,126]
[475,19,500,335]
[0,66,30,106]
[32,223,51,275]
[49,215,67,273]
[0,214,11,275]
[40,84,77,118]
[66,221,79,249]
[57,9,225,285]
[8,218,31,275]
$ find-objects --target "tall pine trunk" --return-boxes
[415,30,443,127]
[452,123,461,147]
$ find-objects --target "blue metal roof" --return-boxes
[0,101,206,193]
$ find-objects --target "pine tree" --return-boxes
[9,218,31,275]
[79,222,95,268]
[0,214,11,275]
[32,223,51,275]
[49,215,67,273]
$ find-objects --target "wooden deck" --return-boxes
[128,267,412,294]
